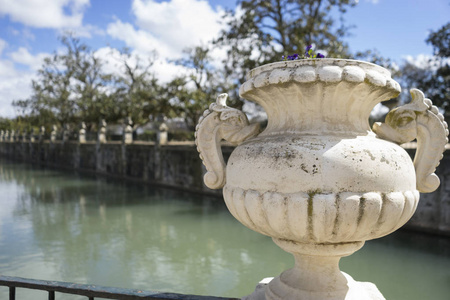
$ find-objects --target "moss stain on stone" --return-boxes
[307,189,321,239]
[332,194,341,236]
[357,196,366,225]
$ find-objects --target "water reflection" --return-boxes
[0,161,292,298]
[0,160,449,299]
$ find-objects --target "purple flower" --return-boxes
[280,44,327,61]
[305,45,312,57]
[286,53,299,60]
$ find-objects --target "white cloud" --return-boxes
[403,54,440,70]
[61,24,105,39]
[0,0,90,29]
[0,39,7,56]
[132,0,224,52]
[107,20,172,56]
[0,59,35,117]
[9,47,49,71]
[95,46,189,84]
[152,59,189,83]
[0,48,52,117]
[106,0,231,89]
[107,0,225,60]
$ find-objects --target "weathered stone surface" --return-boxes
[196,59,448,299]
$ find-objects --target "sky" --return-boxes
[0,0,448,118]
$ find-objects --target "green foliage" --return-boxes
[168,130,195,142]
[109,49,173,127]
[167,46,238,130]
[0,118,14,131]
[216,0,356,84]
[13,33,114,129]
[399,22,450,124]
[12,35,175,132]
[427,23,450,58]
[136,130,157,142]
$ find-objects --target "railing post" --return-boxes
[123,117,133,144]
[50,125,57,143]
[63,124,70,143]
[48,290,55,300]
[30,129,35,143]
[22,130,28,143]
[39,126,45,143]
[157,122,169,145]
[98,119,107,144]
[79,122,86,144]
[9,286,15,300]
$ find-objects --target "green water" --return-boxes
[0,160,449,299]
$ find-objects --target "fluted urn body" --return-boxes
[195,59,448,300]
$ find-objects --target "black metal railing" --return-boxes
[0,275,239,300]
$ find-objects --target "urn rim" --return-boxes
[246,58,392,80]
[240,58,401,105]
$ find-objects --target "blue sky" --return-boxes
[0,0,448,117]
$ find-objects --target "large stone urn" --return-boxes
[195,59,448,300]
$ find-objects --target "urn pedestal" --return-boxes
[195,59,448,300]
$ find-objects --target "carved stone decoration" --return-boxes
[157,122,169,145]
[195,59,448,300]
[63,124,70,143]
[123,117,133,144]
[22,129,28,142]
[9,130,15,142]
[195,93,260,189]
[79,122,87,144]
[373,89,448,193]
[29,129,35,143]
[39,126,45,143]
[50,125,57,143]
[98,119,107,144]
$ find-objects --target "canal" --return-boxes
[0,160,449,299]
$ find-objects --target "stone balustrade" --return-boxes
[0,118,179,146]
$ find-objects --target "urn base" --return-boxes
[243,272,385,300]
[242,240,385,300]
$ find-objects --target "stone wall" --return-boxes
[0,140,233,196]
[405,148,450,236]
[0,141,448,236]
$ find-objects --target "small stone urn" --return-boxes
[195,59,448,300]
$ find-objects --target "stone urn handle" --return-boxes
[195,94,260,189]
[373,89,449,193]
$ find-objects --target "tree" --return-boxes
[13,34,113,130]
[109,49,170,127]
[399,22,450,123]
[167,46,237,130]
[0,117,14,131]
[216,0,356,85]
